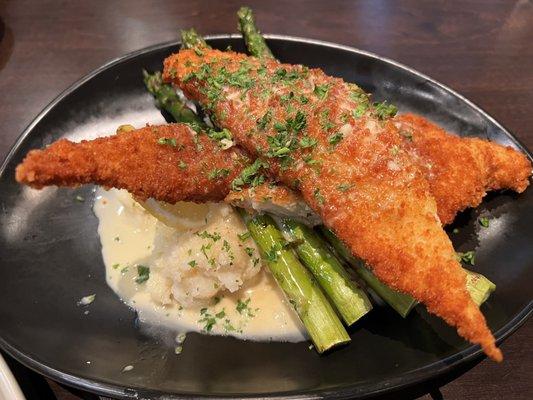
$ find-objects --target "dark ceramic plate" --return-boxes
[0,35,531,399]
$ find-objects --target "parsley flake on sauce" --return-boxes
[135,265,150,284]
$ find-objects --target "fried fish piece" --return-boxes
[16,123,248,203]
[164,47,505,360]
[395,114,531,225]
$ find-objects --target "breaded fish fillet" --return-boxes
[395,114,531,224]
[16,114,530,227]
[164,48,505,360]
[16,124,249,203]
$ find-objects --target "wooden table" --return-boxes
[0,1,531,399]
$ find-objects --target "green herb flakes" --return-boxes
[337,183,354,192]
[374,101,398,120]
[314,188,325,205]
[456,251,475,266]
[208,168,230,180]
[328,132,344,146]
[135,265,150,284]
[479,217,490,228]
[313,84,330,99]
[157,137,177,147]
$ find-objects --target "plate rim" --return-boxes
[0,33,531,399]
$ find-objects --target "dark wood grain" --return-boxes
[0,1,531,399]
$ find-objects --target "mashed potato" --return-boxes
[146,204,261,307]
[94,188,306,341]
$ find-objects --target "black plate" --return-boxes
[0,35,531,399]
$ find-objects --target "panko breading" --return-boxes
[396,114,531,225]
[164,48,505,360]
[16,124,249,203]
[16,116,530,228]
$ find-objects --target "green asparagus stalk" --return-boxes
[319,227,418,317]
[142,70,201,126]
[465,269,496,306]
[320,227,495,310]
[180,28,208,50]
[279,219,372,325]
[240,211,350,352]
[237,6,274,60]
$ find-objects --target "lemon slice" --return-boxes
[138,198,211,230]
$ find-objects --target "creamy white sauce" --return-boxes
[93,188,306,342]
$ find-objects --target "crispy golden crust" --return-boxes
[396,114,531,224]
[165,48,503,360]
[15,124,248,203]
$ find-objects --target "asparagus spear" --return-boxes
[240,211,350,352]
[237,6,274,60]
[180,28,208,50]
[465,269,496,306]
[142,70,200,125]
[319,227,418,317]
[320,227,495,310]
[279,219,372,325]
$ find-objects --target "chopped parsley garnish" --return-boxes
[238,231,251,241]
[178,160,187,170]
[319,109,335,131]
[352,103,368,118]
[208,168,230,180]
[313,84,330,99]
[456,251,475,266]
[206,128,232,143]
[135,265,150,284]
[188,260,197,268]
[280,91,295,103]
[157,137,177,147]
[479,217,490,228]
[266,111,307,158]
[198,308,216,332]
[328,132,344,146]
[299,136,318,149]
[299,95,309,104]
[236,298,255,318]
[272,68,301,82]
[374,101,398,120]
[231,159,268,191]
[196,230,221,241]
[245,247,255,257]
[314,188,325,205]
[303,154,320,166]
[256,110,272,130]
[198,307,228,332]
[337,183,354,192]
[112,263,120,269]
[265,243,282,262]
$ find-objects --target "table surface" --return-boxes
[0,0,531,399]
